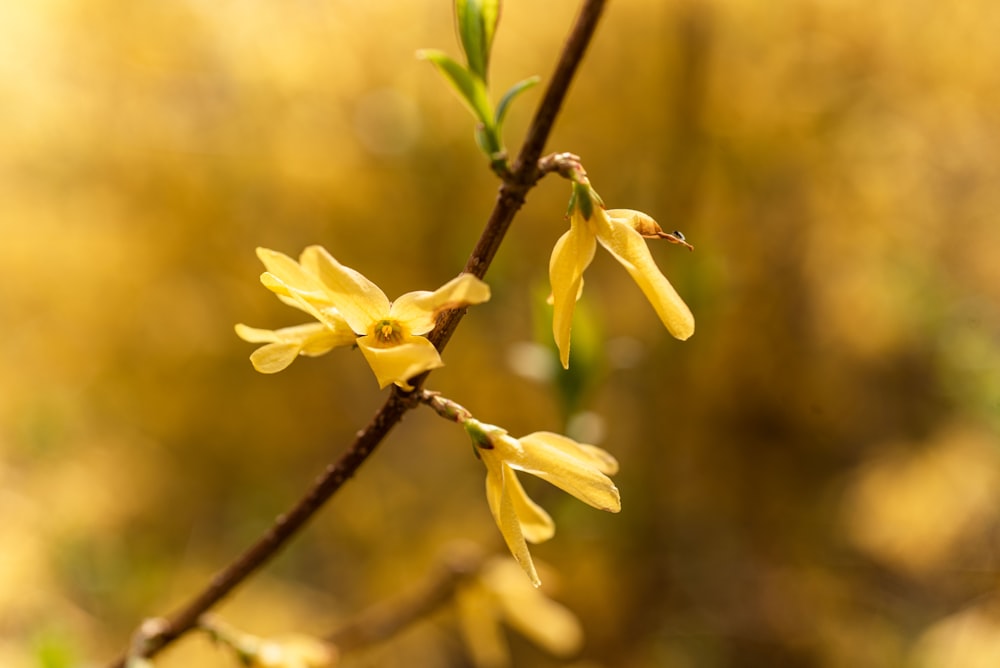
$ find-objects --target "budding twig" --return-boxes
[106,2,608,665]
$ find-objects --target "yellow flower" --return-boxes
[236,246,491,389]
[549,183,695,368]
[200,616,338,668]
[248,634,338,668]
[465,419,621,586]
[455,557,583,668]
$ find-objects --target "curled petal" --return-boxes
[505,469,556,544]
[260,273,334,327]
[548,218,597,368]
[300,245,391,333]
[519,431,619,475]
[594,214,695,341]
[392,273,491,335]
[356,336,444,389]
[235,322,352,373]
[484,457,541,586]
[256,247,327,295]
[607,209,694,249]
[510,434,621,513]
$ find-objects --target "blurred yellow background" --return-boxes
[3,0,1000,666]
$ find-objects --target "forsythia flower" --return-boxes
[455,557,583,668]
[247,634,338,668]
[236,246,491,389]
[549,183,695,368]
[201,616,338,668]
[464,419,621,586]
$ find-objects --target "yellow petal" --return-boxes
[504,469,556,544]
[235,321,354,351]
[454,580,509,668]
[251,634,338,668]
[256,247,327,295]
[356,336,444,389]
[548,218,597,368]
[511,433,622,513]
[235,323,284,344]
[299,245,390,333]
[608,209,695,249]
[247,342,303,373]
[260,273,336,328]
[520,431,619,475]
[391,273,491,335]
[594,212,695,340]
[484,559,584,658]
[490,461,541,587]
[235,323,352,373]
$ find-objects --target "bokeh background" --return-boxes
[3,0,1000,666]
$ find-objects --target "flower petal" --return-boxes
[509,433,622,513]
[252,634,337,668]
[454,578,509,668]
[260,272,335,327]
[299,245,390,333]
[256,247,327,295]
[247,342,303,373]
[391,273,491,335]
[594,212,695,340]
[484,559,584,658]
[505,469,556,544]
[235,322,352,373]
[548,215,597,369]
[356,336,444,389]
[519,431,619,475]
[483,455,541,586]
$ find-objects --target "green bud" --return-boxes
[464,419,496,451]
[455,0,501,82]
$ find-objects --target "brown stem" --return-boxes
[107,1,607,665]
[327,543,486,652]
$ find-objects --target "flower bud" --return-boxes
[609,209,694,250]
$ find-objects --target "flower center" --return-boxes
[371,319,405,347]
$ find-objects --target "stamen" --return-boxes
[372,319,405,346]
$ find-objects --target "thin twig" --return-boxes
[327,543,485,652]
[106,1,607,665]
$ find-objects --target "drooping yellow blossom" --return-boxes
[464,419,621,586]
[455,557,583,668]
[200,616,338,668]
[247,634,339,668]
[236,246,491,389]
[549,183,695,368]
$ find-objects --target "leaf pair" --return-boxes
[419,0,539,170]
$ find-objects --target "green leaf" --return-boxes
[455,0,501,81]
[474,125,497,156]
[417,49,493,126]
[494,75,540,133]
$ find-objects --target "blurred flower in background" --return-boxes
[455,557,583,667]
